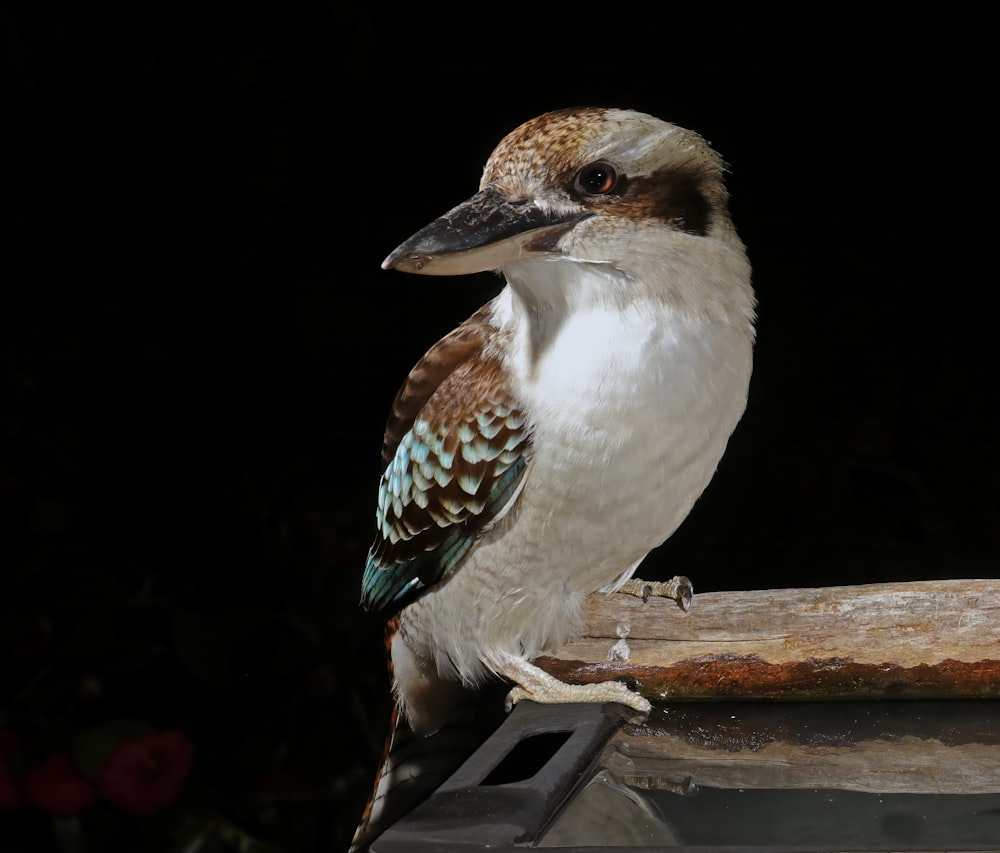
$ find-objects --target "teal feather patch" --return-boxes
[361,456,527,612]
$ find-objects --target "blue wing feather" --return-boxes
[361,454,527,612]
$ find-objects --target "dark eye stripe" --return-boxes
[631,165,713,235]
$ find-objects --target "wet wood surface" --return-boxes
[605,733,1000,794]
[604,701,1000,795]
[536,579,1000,700]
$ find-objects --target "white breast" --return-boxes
[512,292,752,590]
[400,257,753,688]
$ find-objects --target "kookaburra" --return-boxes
[352,107,755,850]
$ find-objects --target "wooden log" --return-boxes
[535,580,1000,700]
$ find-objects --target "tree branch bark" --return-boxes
[535,579,1000,700]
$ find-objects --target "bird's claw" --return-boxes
[504,679,651,716]
[505,685,528,713]
[618,575,693,612]
[500,656,652,716]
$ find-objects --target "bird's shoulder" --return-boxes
[381,302,502,465]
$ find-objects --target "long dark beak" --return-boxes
[381,186,588,275]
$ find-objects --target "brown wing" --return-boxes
[361,302,532,613]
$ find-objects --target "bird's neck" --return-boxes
[495,258,622,366]
[491,235,753,371]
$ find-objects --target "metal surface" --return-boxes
[371,701,627,852]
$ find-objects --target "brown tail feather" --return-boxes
[349,684,506,851]
[350,619,505,851]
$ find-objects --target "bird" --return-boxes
[351,107,755,850]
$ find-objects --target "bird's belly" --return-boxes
[402,316,751,685]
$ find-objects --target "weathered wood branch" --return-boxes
[535,579,1000,700]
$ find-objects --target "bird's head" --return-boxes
[381,107,737,277]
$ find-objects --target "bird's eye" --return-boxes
[574,161,619,196]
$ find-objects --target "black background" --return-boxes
[2,5,997,851]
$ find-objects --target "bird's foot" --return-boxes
[618,575,693,612]
[497,656,651,717]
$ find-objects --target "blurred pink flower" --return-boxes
[25,752,97,816]
[97,729,195,815]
